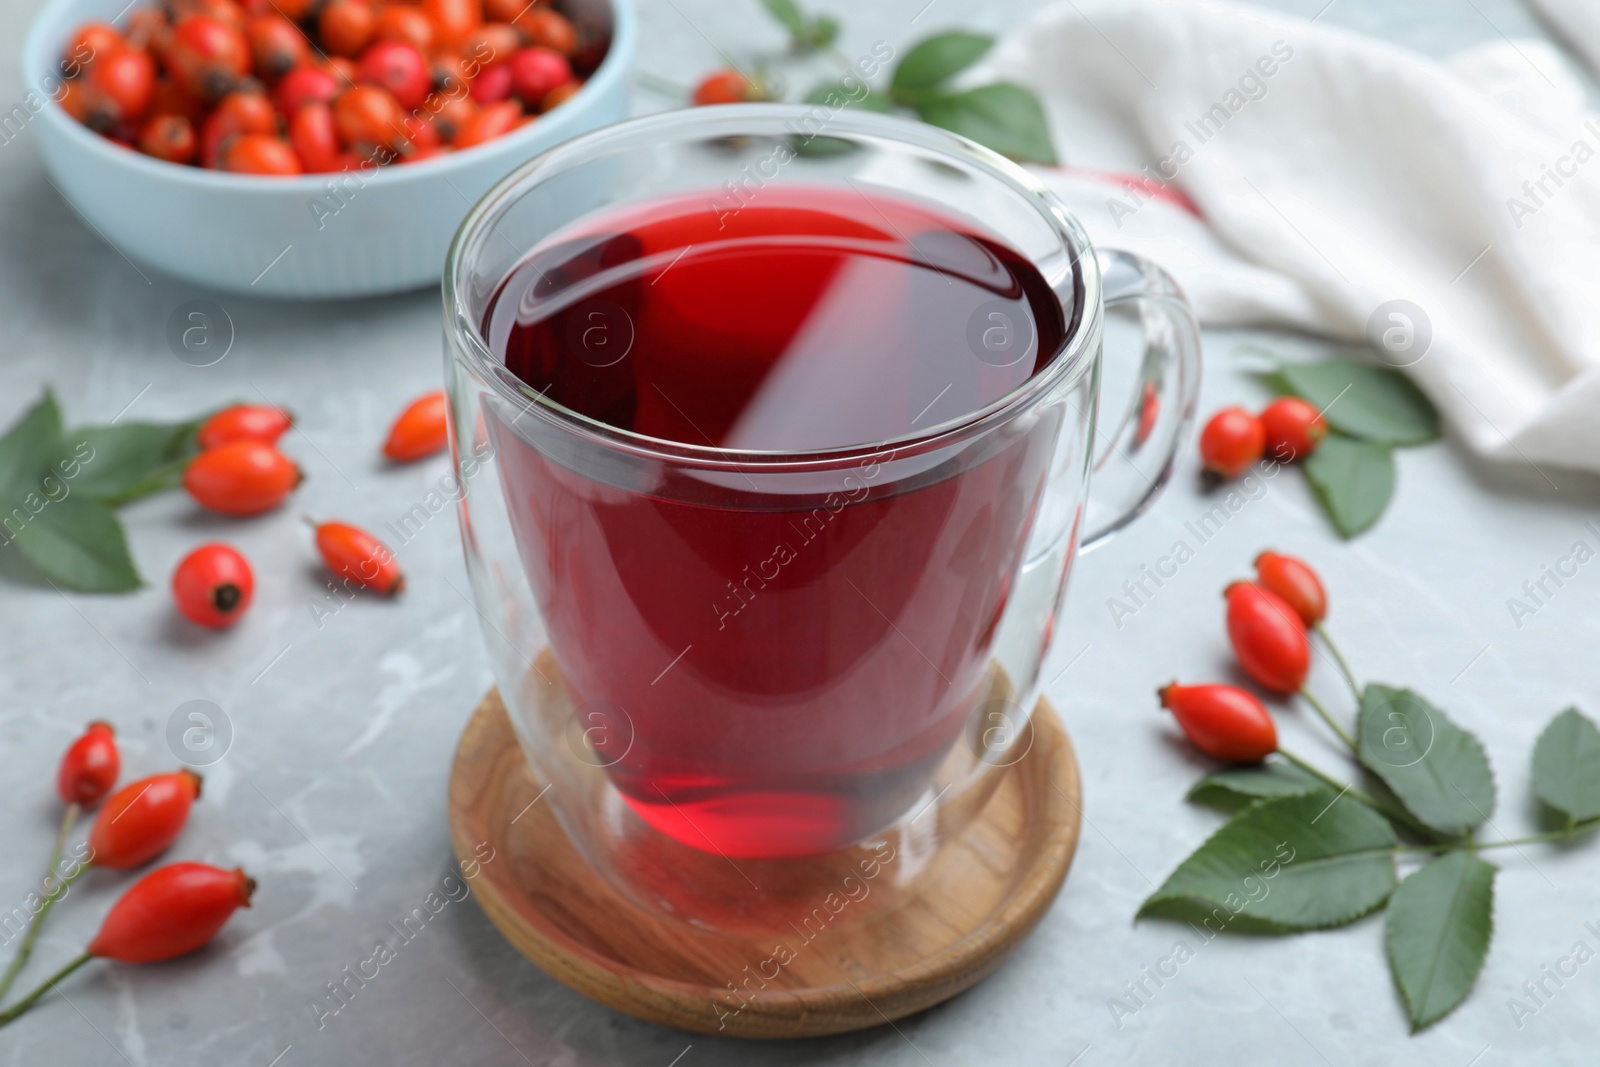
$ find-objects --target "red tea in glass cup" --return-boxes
[447,107,1199,873]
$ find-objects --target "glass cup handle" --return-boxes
[1081,248,1203,551]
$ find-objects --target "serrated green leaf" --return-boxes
[56,419,203,505]
[1385,851,1495,1030]
[891,32,994,94]
[8,496,141,592]
[1187,761,1324,812]
[1303,433,1395,537]
[915,83,1057,164]
[0,391,63,505]
[1356,685,1494,836]
[1139,792,1398,932]
[1278,358,1440,445]
[1531,708,1600,823]
[759,0,806,35]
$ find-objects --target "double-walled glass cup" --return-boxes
[444,106,1200,928]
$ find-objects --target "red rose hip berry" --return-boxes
[1254,551,1327,627]
[197,403,292,450]
[89,770,203,869]
[1260,397,1328,461]
[313,521,404,594]
[184,440,302,515]
[382,390,448,461]
[58,722,120,808]
[357,39,430,110]
[509,47,571,107]
[172,544,255,628]
[1198,406,1265,484]
[1159,683,1278,762]
[87,863,255,963]
[1225,581,1311,693]
[693,68,751,106]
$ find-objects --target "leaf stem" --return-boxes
[0,953,93,1028]
[1313,623,1362,703]
[1397,821,1600,854]
[1277,749,1440,841]
[1298,688,1355,750]
[0,805,80,1002]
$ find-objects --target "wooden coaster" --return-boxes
[448,687,1082,1039]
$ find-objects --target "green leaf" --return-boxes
[1530,708,1600,824]
[891,32,994,95]
[806,15,838,47]
[1356,685,1495,836]
[1277,358,1440,446]
[801,83,893,111]
[1138,792,1397,932]
[915,83,1057,164]
[1187,761,1324,812]
[1385,851,1495,1031]
[8,497,141,592]
[1303,433,1395,538]
[0,391,63,504]
[759,0,806,35]
[792,84,894,157]
[56,419,203,505]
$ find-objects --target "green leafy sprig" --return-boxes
[1247,351,1442,538]
[754,3,1057,163]
[0,392,207,593]
[1143,637,1600,1030]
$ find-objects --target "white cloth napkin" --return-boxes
[989,0,1600,473]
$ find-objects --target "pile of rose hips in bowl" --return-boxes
[57,0,602,174]
[170,391,446,629]
[1197,397,1327,485]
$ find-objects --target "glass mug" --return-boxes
[444,106,1200,926]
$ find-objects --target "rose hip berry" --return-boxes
[89,770,202,869]
[453,99,520,148]
[1198,406,1265,484]
[318,0,377,58]
[1225,581,1311,693]
[197,403,292,450]
[423,0,481,50]
[1159,683,1278,762]
[509,47,570,107]
[222,133,303,174]
[83,48,157,127]
[137,114,197,163]
[693,69,751,106]
[468,61,512,104]
[333,84,407,154]
[375,5,434,51]
[87,863,255,963]
[172,543,255,628]
[166,15,251,101]
[58,722,120,808]
[289,99,342,171]
[382,390,448,461]
[313,521,404,594]
[1254,551,1327,627]
[272,64,340,114]
[245,14,309,80]
[513,7,576,55]
[184,440,302,515]
[357,40,430,110]
[1260,397,1327,461]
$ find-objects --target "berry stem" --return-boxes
[0,952,93,1028]
[1313,623,1362,703]
[0,805,81,1003]
[1297,688,1355,751]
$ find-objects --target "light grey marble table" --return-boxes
[2,1,1597,1064]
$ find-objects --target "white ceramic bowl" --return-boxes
[20,0,634,298]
